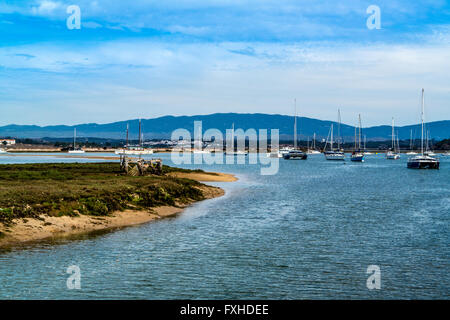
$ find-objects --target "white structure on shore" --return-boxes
[0,139,15,145]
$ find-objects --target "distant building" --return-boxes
[0,139,16,145]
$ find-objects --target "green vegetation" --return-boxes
[0,163,209,225]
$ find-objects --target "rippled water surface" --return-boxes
[0,153,449,299]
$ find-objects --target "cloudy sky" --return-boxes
[0,0,449,126]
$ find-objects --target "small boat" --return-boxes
[386,118,400,160]
[307,133,321,154]
[324,150,345,160]
[0,148,7,154]
[68,128,85,154]
[284,99,307,160]
[362,135,373,155]
[407,155,439,169]
[323,109,345,161]
[280,147,293,155]
[283,150,307,160]
[407,89,439,169]
[350,114,365,162]
[406,129,418,155]
[423,130,437,157]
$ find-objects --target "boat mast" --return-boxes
[294,99,297,149]
[337,109,341,150]
[410,129,413,150]
[391,117,395,151]
[330,124,334,150]
[313,133,316,149]
[421,88,424,155]
[358,114,362,150]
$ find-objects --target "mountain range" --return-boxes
[1,113,449,141]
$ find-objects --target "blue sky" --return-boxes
[0,0,449,126]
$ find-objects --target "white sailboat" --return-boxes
[307,133,321,154]
[68,128,85,153]
[363,135,374,155]
[407,89,439,169]
[350,114,364,162]
[226,123,248,155]
[323,109,345,160]
[283,99,307,160]
[115,120,153,155]
[406,129,418,155]
[424,130,436,156]
[386,118,400,159]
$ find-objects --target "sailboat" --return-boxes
[115,120,153,155]
[406,129,418,155]
[363,135,374,155]
[350,114,364,162]
[323,109,345,160]
[386,118,400,159]
[68,128,85,153]
[283,99,307,160]
[407,89,439,169]
[424,130,436,156]
[226,123,248,155]
[307,133,321,154]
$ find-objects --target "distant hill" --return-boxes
[1,113,449,141]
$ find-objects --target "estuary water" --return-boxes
[0,153,449,299]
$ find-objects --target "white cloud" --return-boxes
[1,37,449,125]
[31,0,63,16]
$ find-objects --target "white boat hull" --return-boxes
[68,150,85,154]
[386,152,400,160]
[115,149,153,155]
[324,151,345,161]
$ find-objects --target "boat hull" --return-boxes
[283,152,307,160]
[324,151,345,161]
[407,160,439,169]
[350,155,364,162]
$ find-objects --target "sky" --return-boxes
[0,0,449,126]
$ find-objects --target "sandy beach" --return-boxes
[0,172,235,248]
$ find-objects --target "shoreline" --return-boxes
[0,172,236,249]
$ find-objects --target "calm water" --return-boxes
[0,153,449,299]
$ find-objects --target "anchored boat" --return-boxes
[351,114,365,162]
[323,109,345,161]
[283,99,307,160]
[407,89,439,169]
[68,128,85,154]
[386,118,400,160]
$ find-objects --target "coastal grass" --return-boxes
[0,162,211,225]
